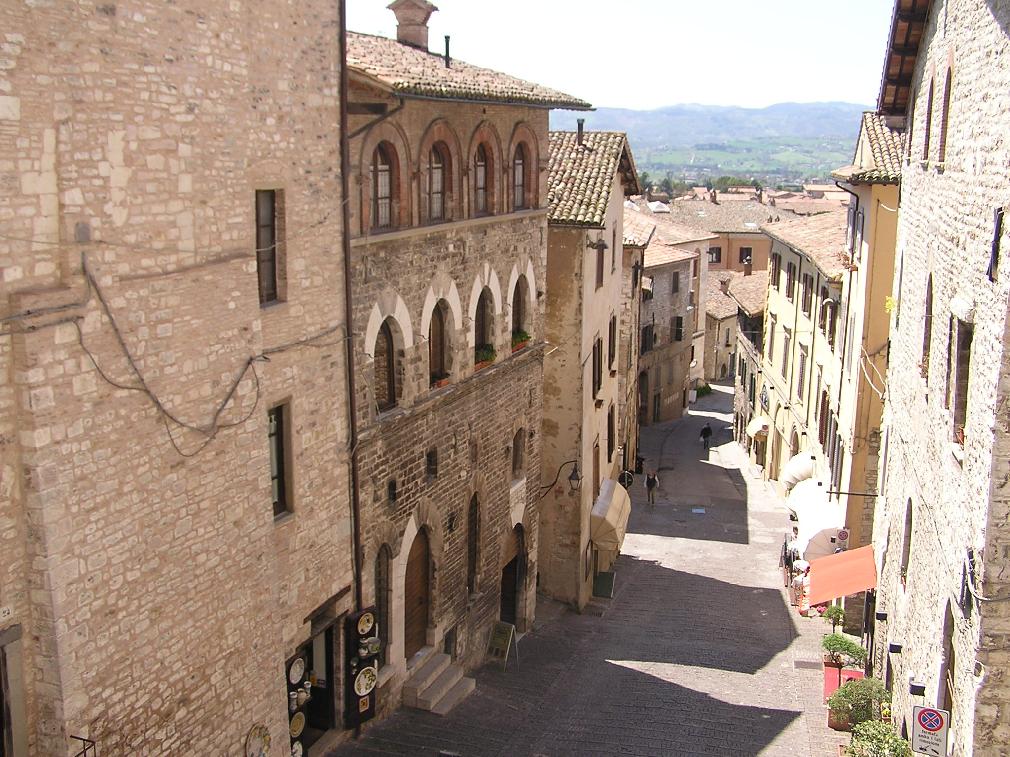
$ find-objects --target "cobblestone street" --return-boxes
[332,384,847,756]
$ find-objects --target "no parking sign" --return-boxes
[912,706,949,755]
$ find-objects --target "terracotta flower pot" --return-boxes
[474,359,493,372]
[827,708,851,732]
[512,340,529,353]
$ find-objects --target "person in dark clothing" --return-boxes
[645,470,659,505]
[700,422,713,449]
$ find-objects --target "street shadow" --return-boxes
[332,556,800,757]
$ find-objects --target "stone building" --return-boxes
[705,269,744,382]
[540,128,639,610]
[868,0,1010,750]
[343,1,589,719]
[638,227,710,425]
[731,270,770,461]
[0,1,354,755]
[619,210,656,476]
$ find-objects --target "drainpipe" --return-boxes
[338,0,364,616]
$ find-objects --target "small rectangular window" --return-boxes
[256,189,284,305]
[640,325,654,355]
[607,405,615,461]
[596,244,605,289]
[989,207,1004,283]
[608,315,616,369]
[426,448,438,479]
[592,338,603,396]
[952,319,973,446]
[708,246,722,264]
[671,272,680,293]
[268,404,290,518]
[674,316,684,342]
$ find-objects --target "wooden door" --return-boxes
[404,531,430,659]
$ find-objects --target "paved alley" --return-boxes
[331,384,846,757]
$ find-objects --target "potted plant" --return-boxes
[474,344,496,370]
[822,633,867,688]
[430,372,451,389]
[823,605,846,634]
[511,329,530,352]
[846,720,912,756]
[827,677,889,732]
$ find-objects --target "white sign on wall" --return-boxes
[911,706,949,756]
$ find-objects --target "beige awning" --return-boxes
[591,478,631,553]
[746,415,770,438]
[781,452,817,492]
[641,276,654,294]
[786,479,846,561]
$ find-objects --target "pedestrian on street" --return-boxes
[700,422,713,449]
[645,470,659,505]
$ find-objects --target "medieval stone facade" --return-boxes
[870,0,1010,750]
[0,1,353,755]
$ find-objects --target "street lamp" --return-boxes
[539,459,583,499]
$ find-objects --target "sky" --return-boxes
[347,0,893,111]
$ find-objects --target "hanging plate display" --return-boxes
[354,665,378,696]
[288,657,305,685]
[289,712,306,739]
[245,724,271,757]
[290,741,303,757]
[356,611,375,636]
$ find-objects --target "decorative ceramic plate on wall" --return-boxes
[291,741,303,757]
[289,712,306,739]
[354,665,377,696]
[357,611,375,636]
[288,657,305,685]
[245,724,270,757]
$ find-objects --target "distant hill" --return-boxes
[550,102,869,184]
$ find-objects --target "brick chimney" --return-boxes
[387,0,438,50]
[720,277,730,294]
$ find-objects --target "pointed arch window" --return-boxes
[922,78,934,162]
[371,143,394,230]
[921,275,933,380]
[374,319,397,412]
[512,428,525,479]
[429,302,449,386]
[475,144,489,214]
[474,288,495,365]
[513,143,526,210]
[467,494,479,594]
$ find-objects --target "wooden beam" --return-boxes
[348,102,388,116]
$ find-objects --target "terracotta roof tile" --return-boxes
[643,237,698,268]
[548,132,635,226]
[622,207,656,248]
[347,32,591,109]
[833,112,905,185]
[706,271,740,320]
[761,210,849,280]
[639,196,799,234]
[727,270,769,316]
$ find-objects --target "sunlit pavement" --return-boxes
[331,383,846,756]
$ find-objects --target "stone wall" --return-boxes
[871,1,1010,751]
[640,257,695,424]
[0,1,352,754]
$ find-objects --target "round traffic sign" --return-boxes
[918,708,944,732]
[837,529,849,542]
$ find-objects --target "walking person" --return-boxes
[700,422,713,450]
[645,470,659,505]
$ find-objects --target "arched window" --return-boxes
[512,428,525,479]
[474,288,495,365]
[374,319,397,412]
[466,494,479,594]
[429,300,449,386]
[938,67,952,164]
[513,143,526,210]
[922,78,934,162]
[922,275,933,379]
[474,143,490,215]
[427,144,446,222]
[511,277,528,346]
[375,545,391,667]
[900,499,913,587]
[371,143,394,230]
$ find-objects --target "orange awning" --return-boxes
[807,545,877,606]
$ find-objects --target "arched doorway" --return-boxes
[789,429,801,459]
[499,525,525,626]
[404,529,430,659]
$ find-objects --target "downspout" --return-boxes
[338,0,364,617]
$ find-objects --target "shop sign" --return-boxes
[344,608,380,727]
[486,621,517,671]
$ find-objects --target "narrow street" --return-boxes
[333,384,846,756]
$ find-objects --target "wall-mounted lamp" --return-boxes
[587,238,608,252]
[538,459,583,500]
[568,462,583,491]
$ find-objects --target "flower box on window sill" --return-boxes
[474,359,494,372]
[431,376,451,389]
[512,340,529,353]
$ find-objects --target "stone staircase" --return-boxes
[402,647,475,716]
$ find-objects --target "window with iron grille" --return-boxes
[513,143,526,210]
[268,404,289,518]
[429,302,449,386]
[371,144,393,229]
[674,316,684,342]
[374,319,397,411]
[474,144,488,214]
[256,189,283,305]
[427,145,445,221]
